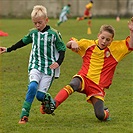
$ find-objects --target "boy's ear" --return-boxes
[46,17,49,22]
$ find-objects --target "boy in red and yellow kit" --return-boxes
[77,0,93,26]
[42,18,133,121]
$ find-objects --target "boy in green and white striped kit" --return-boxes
[0,5,66,124]
[56,4,71,26]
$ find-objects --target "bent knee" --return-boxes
[69,77,81,91]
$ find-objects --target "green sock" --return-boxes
[57,21,62,26]
[20,101,31,118]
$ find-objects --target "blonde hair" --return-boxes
[31,5,47,19]
[99,25,115,38]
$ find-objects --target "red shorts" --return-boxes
[84,9,90,16]
[73,74,106,103]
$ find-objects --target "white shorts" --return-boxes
[29,69,54,93]
[59,13,67,22]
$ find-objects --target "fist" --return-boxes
[0,47,7,54]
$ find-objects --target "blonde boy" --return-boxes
[0,5,66,124]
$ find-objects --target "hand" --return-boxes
[49,62,59,69]
[128,17,133,48]
[71,41,80,52]
[128,17,133,32]
[0,47,7,54]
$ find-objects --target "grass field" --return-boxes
[0,18,133,133]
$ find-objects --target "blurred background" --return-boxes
[0,0,132,18]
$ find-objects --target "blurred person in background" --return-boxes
[56,3,71,26]
[77,0,93,26]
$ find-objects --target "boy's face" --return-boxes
[32,16,48,31]
[98,31,113,49]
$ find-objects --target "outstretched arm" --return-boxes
[0,39,27,54]
[128,17,133,48]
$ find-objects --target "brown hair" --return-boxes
[99,25,115,38]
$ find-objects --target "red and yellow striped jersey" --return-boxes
[86,2,93,9]
[71,37,132,89]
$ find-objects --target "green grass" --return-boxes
[0,18,133,133]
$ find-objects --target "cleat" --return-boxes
[40,103,46,114]
[18,116,28,124]
[76,17,80,21]
[43,93,56,114]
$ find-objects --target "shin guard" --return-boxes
[54,85,74,107]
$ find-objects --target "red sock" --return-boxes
[54,89,69,108]
[104,110,109,120]
[54,85,74,108]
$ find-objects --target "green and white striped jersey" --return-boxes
[60,5,70,15]
[22,26,66,76]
